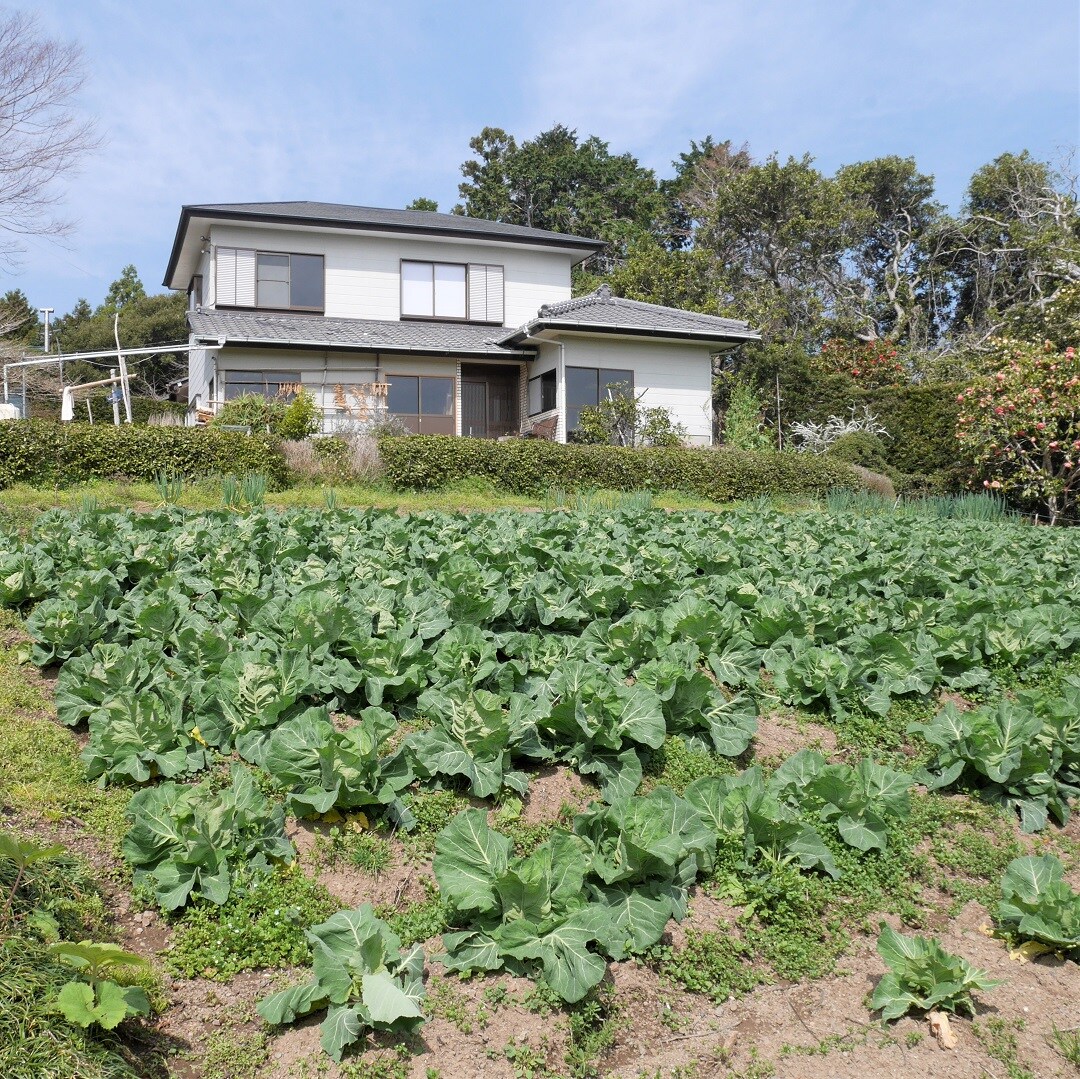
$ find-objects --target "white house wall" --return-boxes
[205,224,573,328]
[557,335,715,446]
[187,347,213,413]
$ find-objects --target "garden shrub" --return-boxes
[827,433,893,475]
[210,391,320,440]
[378,435,858,501]
[0,421,288,489]
[739,343,966,476]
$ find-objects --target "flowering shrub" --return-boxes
[811,339,905,389]
[956,339,1080,524]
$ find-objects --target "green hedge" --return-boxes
[0,420,288,489]
[379,436,859,502]
[738,344,966,477]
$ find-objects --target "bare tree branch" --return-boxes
[0,11,99,267]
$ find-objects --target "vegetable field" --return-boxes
[3,501,1080,1078]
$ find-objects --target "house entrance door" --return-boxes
[462,380,488,438]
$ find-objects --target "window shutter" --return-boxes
[215,247,236,307]
[486,265,504,323]
[468,264,504,323]
[468,265,487,321]
[235,249,256,306]
[214,247,256,307]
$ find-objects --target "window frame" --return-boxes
[384,373,456,434]
[565,365,635,434]
[399,259,471,322]
[527,369,557,416]
[222,370,302,402]
[399,260,506,324]
[253,250,325,313]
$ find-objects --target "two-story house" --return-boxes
[163,202,758,443]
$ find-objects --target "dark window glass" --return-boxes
[224,370,300,401]
[599,369,633,399]
[386,375,419,415]
[565,366,598,433]
[290,254,324,309]
[421,376,454,416]
[541,370,556,411]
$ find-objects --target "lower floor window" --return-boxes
[527,369,556,415]
[224,370,301,401]
[565,366,633,434]
[386,374,454,434]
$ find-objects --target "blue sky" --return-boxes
[10,0,1080,320]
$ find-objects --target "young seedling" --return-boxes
[50,940,152,1030]
[0,832,63,927]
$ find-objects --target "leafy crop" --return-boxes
[870,923,999,1019]
[243,705,412,818]
[257,905,425,1061]
[122,766,293,910]
[6,501,1080,1017]
[433,799,713,1003]
[912,693,1079,831]
[997,854,1080,950]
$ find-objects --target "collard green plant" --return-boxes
[122,765,293,910]
[433,795,712,1003]
[243,705,412,818]
[911,700,1072,832]
[257,905,425,1062]
[997,854,1080,951]
[82,690,209,785]
[769,749,912,852]
[870,923,999,1020]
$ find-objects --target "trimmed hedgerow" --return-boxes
[379,436,858,501]
[0,420,288,489]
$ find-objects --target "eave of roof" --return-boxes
[188,308,535,359]
[164,202,606,288]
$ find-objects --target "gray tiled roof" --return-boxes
[501,285,759,345]
[188,309,535,357]
[183,202,604,251]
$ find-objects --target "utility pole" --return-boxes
[39,307,57,386]
[110,368,120,426]
[39,307,53,352]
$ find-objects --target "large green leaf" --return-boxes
[433,808,511,915]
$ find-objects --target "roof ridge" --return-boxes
[537,285,749,330]
[538,284,616,317]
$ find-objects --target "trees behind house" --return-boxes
[455,125,1078,359]
[51,266,188,396]
[453,124,1079,510]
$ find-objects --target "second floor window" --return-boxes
[257,252,324,311]
[401,261,504,322]
[216,247,324,311]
